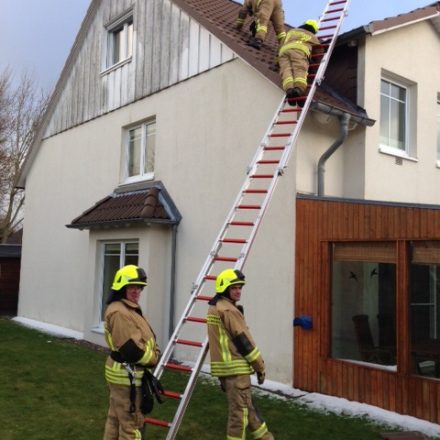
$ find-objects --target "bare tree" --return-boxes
[0,69,48,243]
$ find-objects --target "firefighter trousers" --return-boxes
[220,375,274,440]
[104,383,145,440]
[255,0,285,43]
[278,48,309,93]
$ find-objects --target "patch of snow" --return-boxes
[13,316,84,340]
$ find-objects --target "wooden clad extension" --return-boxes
[295,196,440,424]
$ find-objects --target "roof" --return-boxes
[67,181,181,230]
[173,0,369,119]
[338,2,440,41]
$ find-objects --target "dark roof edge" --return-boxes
[310,102,375,127]
[297,192,440,211]
[66,218,178,230]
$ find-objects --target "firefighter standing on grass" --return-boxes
[103,265,160,440]
[278,19,321,104]
[236,0,286,50]
[207,268,274,440]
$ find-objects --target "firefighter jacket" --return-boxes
[207,296,265,377]
[279,27,321,59]
[104,299,160,387]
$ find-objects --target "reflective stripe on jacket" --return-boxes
[104,299,160,386]
[207,297,265,377]
[279,28,320,58]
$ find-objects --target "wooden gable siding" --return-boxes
[295,197,440,424]
[44,0,235,138]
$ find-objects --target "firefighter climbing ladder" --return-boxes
[145,0,351,437]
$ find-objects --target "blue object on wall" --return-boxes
[293,315,313,330]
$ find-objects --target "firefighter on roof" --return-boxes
[278,19,322,105]
[103,264,161,440]
[207,268,274,439]
[236,0,286,50]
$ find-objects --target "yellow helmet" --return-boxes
[111,265,147,291]
[216,268,245,294]
[305,19,319,33]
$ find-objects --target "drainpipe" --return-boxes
[317,112,351,196]
[168,224,178,338]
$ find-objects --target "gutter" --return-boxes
[168,224,178,338]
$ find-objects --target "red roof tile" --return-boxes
[67,185,180,230]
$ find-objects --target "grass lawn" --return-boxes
[0,317,433,439]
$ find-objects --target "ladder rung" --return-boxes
[319,33,335,39]
[162,390,182,400]
[321,16,340,22]
[263,145,286,149]
[176,338,203,347]
[237,204,261,209]
[269,133,290,137]
[144,417,172,428]
[185,316,208,323]
[275,120,297,125]
[197,295,213,301]
[165,362,193,373]
[250,174,273,179]
[325,7,344,14]
[213,256,238,262]
[204,275,216,280]
[329,0,347,5]
[257,160,279,164]
[320,25,337,31]
[229,221,254,226]
[221,237,247,243]
[243,189,267,194]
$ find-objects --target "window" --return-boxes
[437,97,440,165]
[99,241,139,321]
[331,242,397,367]
[380,79,408,154]
[124,120,156,182]
[409,241,440,378]
[106,13,133,68]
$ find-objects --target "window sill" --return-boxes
[337,358,397,372]
[91,324,105,335]
[121,173,155,187]
[378,145,418,162]
[101,57,132,76]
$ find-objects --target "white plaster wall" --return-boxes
[360,21,440,203]
[19,59,296,383]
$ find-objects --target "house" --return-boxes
[17,0,440,424]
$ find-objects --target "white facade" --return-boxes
[17,0,440,386]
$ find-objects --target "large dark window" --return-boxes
[331,242,397,366]
[410,241,440,378]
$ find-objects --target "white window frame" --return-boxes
[104,11,133,70]
[122,119,156,184]
[94,240,139,330]
[436,95,440,168]
[379,73,416,160]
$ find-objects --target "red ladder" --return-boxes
[145,0,352,437]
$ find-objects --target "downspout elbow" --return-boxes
[317,113,351,196]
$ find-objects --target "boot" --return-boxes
[248,37,263,50]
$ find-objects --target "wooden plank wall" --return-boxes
[295,196,440,424]
[44,0,235,139]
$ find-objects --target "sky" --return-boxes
[0,0,435,92]
[13,315,440,438]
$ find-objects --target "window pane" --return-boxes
[389,99,406,150]
[112,27,123,64]
[144,123,156,174]
[128,127,142,177]
[331,243,396,366]
[410,241,440,378]
[127,22,133,58]
[380,95,390,145]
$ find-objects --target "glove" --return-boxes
[257,370,265,385]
